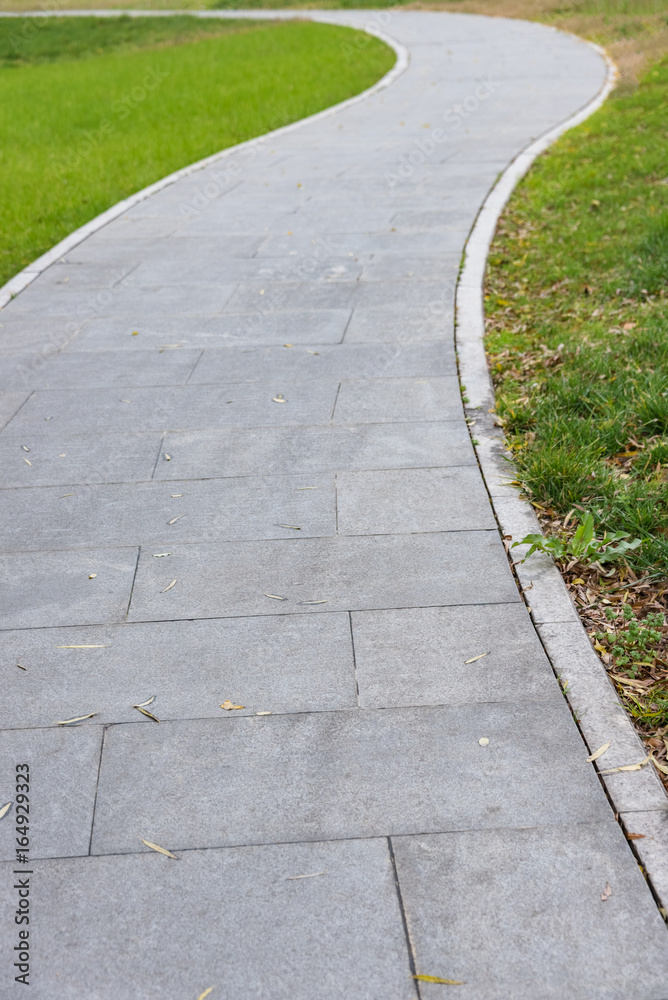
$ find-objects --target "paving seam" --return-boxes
[455,40,668,911]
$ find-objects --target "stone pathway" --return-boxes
[1,10,667,998]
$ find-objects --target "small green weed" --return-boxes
[596,603,665,676]
[514,511,641,565]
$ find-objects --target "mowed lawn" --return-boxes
[0,16,394,285]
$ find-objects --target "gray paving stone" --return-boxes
[0,317,81,356]
[90,701,609,854]
[334,376,462,423]
[392,823,668,999]
[619,810,668,916]
[0,548,137,629]
[0,432,162,488]
[337,467,495,534]
[1,348,202,390]
[32,262,138,290]
[4,382,340,436]
[128,254,365,286]
[190,341,456,383]
[0,613,356,728]
[155,421,475,479]
[0,475,335,549]
[344,307,453,343]
[0,725,102,860]
[352,603,559,708]
[360,253,460,282]
[0,392,30,431]
[225,281,355,313]
[0,839,415,999]
[127,531,519,621]
[72,309,351,350]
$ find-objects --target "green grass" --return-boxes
[485,56,668,575]
[0,16,394,286]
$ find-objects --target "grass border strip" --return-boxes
[0,8,408,309]
[456,38,668,911]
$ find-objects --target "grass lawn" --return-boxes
[0,16,394,286]
[485,55,668,773]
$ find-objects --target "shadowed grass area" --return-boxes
[0,16,394,285]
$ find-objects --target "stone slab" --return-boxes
[0,725,102,860]
[90,701,609,854]
[0,475,335,550]
[352,603,560,708]
[190,341,456,383]
[72,310,352,350]
[344,307,453,343]
[0,392,29,431]
[0,548,138,629]
[155,421,475,480]
[333,376,462,423]
[0,839,415,999]
[337,467,495,534]
[619,809,668,915]
[0,614,356,728]
[0,433,162,488]
[3,348,203,390]
[127,531,519,621]
[392,823,668,999]
[3,382,340,436]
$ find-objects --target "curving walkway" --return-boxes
[1,11,668,998]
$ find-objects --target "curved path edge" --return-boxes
[456,47,668,912]
[0,8,408,309]
[3,6,667,915]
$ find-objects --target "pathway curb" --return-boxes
[455,42,668,913]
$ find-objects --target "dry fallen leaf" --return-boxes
[414,974,465,985]
[300,600,327,605]
[264,593,287,601]
[132,330,139,336]
[465,652,490,664]
[599,753,651,775]
[279,524,301,530]
[60,493,75,498]
[296,486,318,490]
[168,516,183,525]
[627,832,647,840]
[478,737,490,746]
[140,839,178,860]
[135,696,155,708]
[153,553,171,558]
[162,580,177,593]
[256,711,272,716]
[134,706,160,723]
[0,802,12,820]
[285,870,327,880]
[586,742,611,763]
[221,701,244,711]
[21,445,29,452]
[56,712,97,725]
[652,757,668,776]
[272,394,287,403]
[601,883,612,901]
[197,990,214,1000]
[16,664,26,671]
[23,458,32,466]
[170,494,182,498]
[89,574,97,579]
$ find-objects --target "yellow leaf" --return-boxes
[134,706,160,723]
[279,524,301,530]
[414,974,465,985]
[465,652,490,664]
[55,712,97,725]
[0,802,12,820]
[162,580,177,593]
[478,737,489,746]
[652,757,668,776]
[599,753,651,775]
[572,577,585,585]
[198,990,214,1000]
[586,742,611,763]
[221,700,244,711]
[594,642,607,654]
[272,395,287,403]
[135,696,155,708]
[264,593,286,601]
[140,839,178,860]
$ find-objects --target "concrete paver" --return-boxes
[2,9,667,996]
